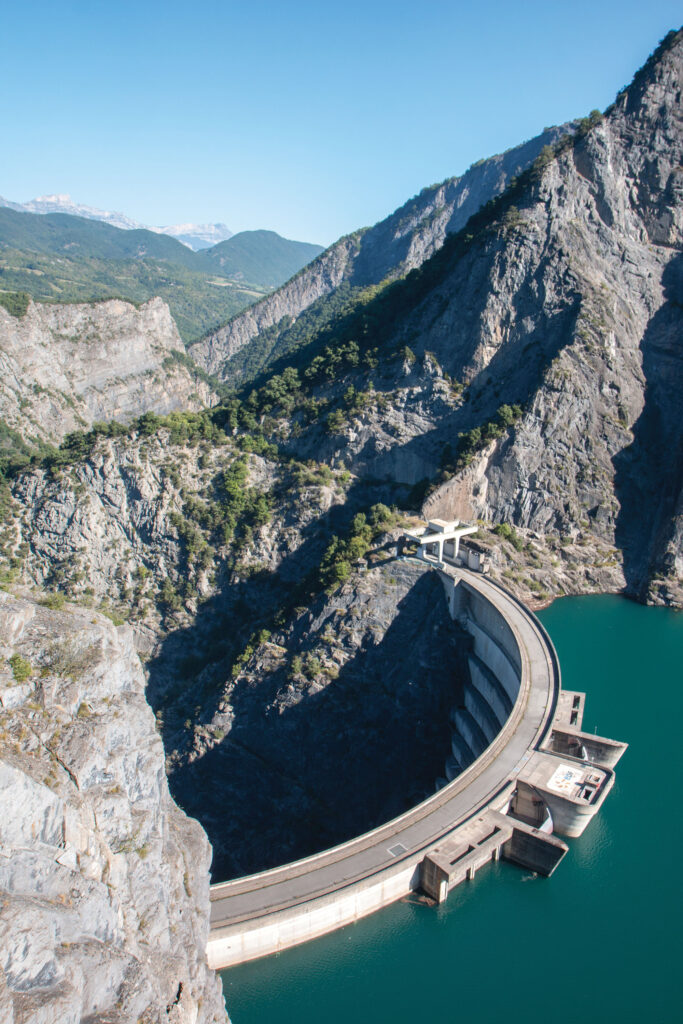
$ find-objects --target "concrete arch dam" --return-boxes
[208,567,626,969]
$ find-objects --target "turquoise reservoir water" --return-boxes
[222,595,683,1024]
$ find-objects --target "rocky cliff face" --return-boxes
[171,559,467,880]
[413,32,682,606]
[189,125,575,382]
[1,429,466,878]
[5,432,347,642]
[242,30,682,608]
[0,298,216,445]
[0,592,226,1023]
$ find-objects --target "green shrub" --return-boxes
[368,503,392,528]
[493,522,524,551]
[0,291,30,318]
[317,505,395,593]
[159,579,182,611]
[304,655,321,680]
[326,409,347,434]
[453,404,524,471]
[9,652,32,682]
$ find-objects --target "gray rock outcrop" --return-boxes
[0,592,226,1023]
[0,298,216,445]
[261,30,683,607]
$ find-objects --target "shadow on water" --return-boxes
[613,253,683,598]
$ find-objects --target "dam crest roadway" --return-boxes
[207,521,627,969]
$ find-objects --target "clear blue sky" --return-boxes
[1,1,680,245]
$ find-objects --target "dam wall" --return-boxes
[443,573,523,776]
[208,564,560,969]
[207,558,625,969]
[446,573,522,678]
[210,857,423,968]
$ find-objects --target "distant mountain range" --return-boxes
[0,193,233,251]
[0,204,324,341]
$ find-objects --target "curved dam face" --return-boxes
[208,565,626,969]
[444,573,522,784]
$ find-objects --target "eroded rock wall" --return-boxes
[0,298,216,444]
[0,593,226,1023]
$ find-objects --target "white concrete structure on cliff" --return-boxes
[405,518,479,566]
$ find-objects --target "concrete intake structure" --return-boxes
[207,554,627,969]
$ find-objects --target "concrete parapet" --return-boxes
[464,682,503,743]
[555,690,586,729]
[463,618,521,703]
[451,733,475,770]
[445,575,522,678]
[468,654,513,724]
[453,707,488,758]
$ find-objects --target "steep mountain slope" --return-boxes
[218,29,681,607]
[0,298,216,455]
[0,26,680,911]
[4,35,680,619]
[195,229,324,288]
[189,123,576,383]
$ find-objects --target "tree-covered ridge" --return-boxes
[0,248,260,342]
[0,207,202,265]
[195,230,323,289]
